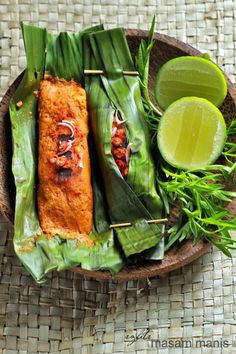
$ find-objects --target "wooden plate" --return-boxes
[1,30,236,281]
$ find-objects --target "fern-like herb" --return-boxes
[137,16,236,257]
[222,119,236,163]
[158,163,236,256]
[135,16,163,116]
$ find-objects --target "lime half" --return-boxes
[157,97,227,170]
[154,56,227,110]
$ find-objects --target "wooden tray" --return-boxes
[1,29,236,281]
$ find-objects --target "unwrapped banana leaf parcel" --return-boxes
[84,28,165,258]
[9,24,125,283]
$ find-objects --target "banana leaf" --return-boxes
[9,23,125,282]
[84,28,165,257]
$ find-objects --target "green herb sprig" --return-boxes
[223,119,236,163]
[158,163,236,256]
[135,16,163,116]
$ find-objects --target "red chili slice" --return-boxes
[112,136,123,147]
[115,128,126,139]
[112,147,126,159]
[122,167,129,178]
[115,159,127,170]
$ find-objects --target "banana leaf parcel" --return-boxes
[84,28,165,258]
[9,24,125,282]
[9,24,164,283]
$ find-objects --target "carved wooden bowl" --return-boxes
[1,29,235,281]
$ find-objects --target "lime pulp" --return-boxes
[157,97,227,170]
[154,56,227,110]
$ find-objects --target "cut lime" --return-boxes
[154,56,227,110]
[157,97,227,170]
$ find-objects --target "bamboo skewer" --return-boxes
[84,69,139,76]
[110,218,168,229]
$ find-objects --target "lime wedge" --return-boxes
[154,56,227,110]
[157,97,227,170]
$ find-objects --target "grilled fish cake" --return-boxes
[38,77,93,243]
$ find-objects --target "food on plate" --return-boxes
[154,56,227,110]
[8,19,236,283]
[157,96,227,170]
[38,76,93,241]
